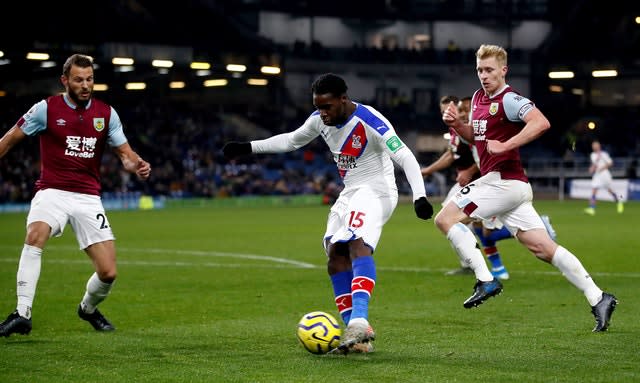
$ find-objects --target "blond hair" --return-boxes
[476,44,508,67]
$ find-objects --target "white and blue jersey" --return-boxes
[251,102,426,201]
[251,101,426,250]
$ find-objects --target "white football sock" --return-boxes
[447,223,494,281]
[17,245,43,319]
[80,273,113,314]
[551,245,602,306]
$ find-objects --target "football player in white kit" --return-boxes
[438,44,617,332]
[223,73,434,353]
[584,140,623,215]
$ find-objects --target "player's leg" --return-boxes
[443,183,473,276]
[332,187,392,353]
[327,239,375,354]
[72,195,116,331]
[436,201,502,308]
[79,241,116,331]
[1,189,65,337]
[348,239,376,324]
[435,176,508,308]
[510,204,617,332]
[606,187,624,213]
[0,222,51,337]
[473,221,511,280]
[326,241,353,325]
[585,185,598,215]
[337,239,377,350]
[324,196,354,325]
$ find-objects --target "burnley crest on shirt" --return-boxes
[94,117,105,131]
[489,102,499,115]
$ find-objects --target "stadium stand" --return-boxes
[0,1,639,204]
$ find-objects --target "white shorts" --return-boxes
[442,182,462,207]
[27,189,115,249]
[591,170,613,189]
[324,186,397,252]
[444,182,503,230]
[449,172,545,236]
[481,216,504,230]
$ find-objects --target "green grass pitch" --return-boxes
[0,199,638,382]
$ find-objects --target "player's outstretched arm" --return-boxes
[222,142,252,160]
[114,142,151,180]
[391,147,434,220]
[421,150,454,177]
[0,125,27,159]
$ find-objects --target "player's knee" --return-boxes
[97,269,117,283]
[434,212,452,234]
[24,222,51,248]
[347,239,372,258]
[525,241,554,263]
[327,254,350,274]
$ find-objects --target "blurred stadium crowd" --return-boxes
[1,0,639,203]
[0,97,338,203]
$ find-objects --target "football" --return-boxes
[296,311,341,354]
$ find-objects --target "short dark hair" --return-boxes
[440,95,459,105]
[311,73,348,97]
[62,54,94,77]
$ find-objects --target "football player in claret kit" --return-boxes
[437,44,617,332]
[0,54,151,337]
[223,73,434,354]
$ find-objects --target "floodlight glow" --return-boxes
[260,66,281,75]
[548,71,574,79]
[125,82,146,90]
[592,70,617,78]
[112,57,134,65]
[26,52,49,60]
[114,65,134,73]
[169,81,186,89]
[204,79,228,87]
[190,62,211,70]
[247,78,268,86]
[226,64,246,72]
[152,59,173,68]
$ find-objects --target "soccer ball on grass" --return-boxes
[296,311,341,354]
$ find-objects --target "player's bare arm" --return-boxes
[421,150,454,177]
[486,107,550,155]
[0,125,26,158]
[456,163,479,186]
[442,102,473,142]
[114,143,151,180]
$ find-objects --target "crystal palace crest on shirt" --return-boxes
[352,135,362,149]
